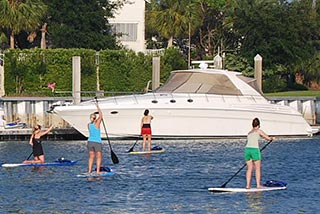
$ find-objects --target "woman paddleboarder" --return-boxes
[23,124,54,164]
[87,102,103,174]
[245,118,274,189]
[141,109,153,151]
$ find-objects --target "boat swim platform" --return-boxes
[0,127,86,141]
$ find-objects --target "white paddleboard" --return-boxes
[208,186,287,193]
[129,149,165,155]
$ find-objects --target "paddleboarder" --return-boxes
[245,118,274,189]
[87,102,103,174]
[141,109,153,151]
[23,124,54,164]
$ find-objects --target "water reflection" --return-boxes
[245,192,264,214]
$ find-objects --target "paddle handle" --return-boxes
[26,152,33,160]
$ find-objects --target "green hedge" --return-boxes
[3,48,187,96]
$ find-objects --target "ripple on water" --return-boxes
[0,137,319,213]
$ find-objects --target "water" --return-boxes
[0,137,319,214]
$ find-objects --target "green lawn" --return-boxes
[265,90,320,97]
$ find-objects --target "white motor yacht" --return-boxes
[52,67,317,138]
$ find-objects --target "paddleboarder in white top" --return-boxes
[245,118,274,189]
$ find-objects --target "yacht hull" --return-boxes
[53,95,314,138]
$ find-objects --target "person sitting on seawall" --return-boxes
[245,118,275,189]
[141,109,153,151]
[23,124,54,164]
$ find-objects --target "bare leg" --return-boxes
[38,155,45,163]
[88,151,95,173]
[246,160,253,189]
[142,135,146,151]
[96,151,102,173]
[23,155,44,164]
[254,160,262,188]
[147,134,151,151]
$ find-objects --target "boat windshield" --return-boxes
[155,71,243,95]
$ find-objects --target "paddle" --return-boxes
[94,97,119,164]
[127,137,140,153]
[220,140,273,188]
[26,151,33,160]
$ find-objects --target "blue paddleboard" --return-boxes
[1,160,78,168]
[76,171,115,178]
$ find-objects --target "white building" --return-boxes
[109,0,146,53]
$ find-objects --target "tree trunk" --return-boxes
[10,32,15,49]
[40,23,47,49]
[167,36,173,48]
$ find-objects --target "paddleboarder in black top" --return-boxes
[23,124,53,164]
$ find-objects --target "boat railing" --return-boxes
[52,90,266,106]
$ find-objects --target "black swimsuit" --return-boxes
[33,138,44,156]
[142,124,151,128]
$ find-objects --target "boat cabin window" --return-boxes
[156,72,242,95]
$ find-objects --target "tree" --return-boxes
[0,0,47,49]
[147,0,202,47]
[231,0,318,68]
[42,0,121,50]
[191,0,240,58]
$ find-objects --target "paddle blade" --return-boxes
[127,147,134,153]
[220,183,227,188]
[111,150,119,164]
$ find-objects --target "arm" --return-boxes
[40,124,54,137]
[95,103,103,128]
[29,134,34,146]
[258,129,275,141]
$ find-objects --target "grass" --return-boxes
[265,90,320,97]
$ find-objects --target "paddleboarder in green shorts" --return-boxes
[245,118,274,189]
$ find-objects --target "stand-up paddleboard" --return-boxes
[209,180,287,193]
[77,171,115,178]
[208,186,287,193]
[1,160,78,168]
[129,149,165,155]
[129,146,165,155]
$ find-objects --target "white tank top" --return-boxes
[246,131,260,148]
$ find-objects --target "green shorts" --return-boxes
[245,147,261,161]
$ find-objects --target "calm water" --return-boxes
[0,137,319,214]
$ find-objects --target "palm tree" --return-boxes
[0,0,47,49]
[147,0,202,47]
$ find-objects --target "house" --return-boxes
[109,0,146,53]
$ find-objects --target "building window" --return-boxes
[112,23,138,42]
